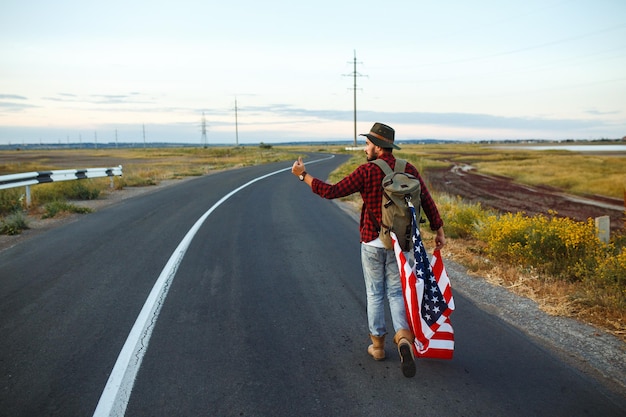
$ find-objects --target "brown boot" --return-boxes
[394,329,416,378]
[367,334,386,361]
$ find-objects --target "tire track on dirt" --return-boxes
[427,164,625,231]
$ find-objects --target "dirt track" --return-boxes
[426,164,625,232]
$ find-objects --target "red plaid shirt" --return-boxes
[312,153,444,243]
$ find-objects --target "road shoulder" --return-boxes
[333,199,626,400]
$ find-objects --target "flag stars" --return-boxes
[396,203,454,349]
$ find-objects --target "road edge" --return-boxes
[332,199,626,402]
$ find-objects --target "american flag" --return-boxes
[391,202,455,359]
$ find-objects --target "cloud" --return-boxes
[1,100,623,143]
[42,92,150,105]
[249,105,608,132]
[376,111,601,131]
[88,93,148,104]
[0,95,36,112]
[585,109,621,116]
[0,94,27,100]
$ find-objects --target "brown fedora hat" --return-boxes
[359,122,400,150]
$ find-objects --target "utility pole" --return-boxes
[344,50,367,147]
[201,112,208,148]
[234,98,239,146]
[142,124,146,148]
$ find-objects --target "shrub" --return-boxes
[474,210,618,282]
[587,244,626,307]
[42,201,92,219]
[446,201,626,320]
[0,211,28,235]
[0,189,25,215]
[33,180,102,205]
[434,194,494,239]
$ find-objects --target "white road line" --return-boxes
[93,156,333,417]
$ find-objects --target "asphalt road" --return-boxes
[1,154,625,417]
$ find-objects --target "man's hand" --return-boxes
[435,227,446,249]
[292,156,306,177]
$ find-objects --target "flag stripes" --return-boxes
[391,201,455,360]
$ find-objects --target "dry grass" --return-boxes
[391,143,626,199]
[474,151,626,199]
[0,146,301,218]
[0,146,299,189]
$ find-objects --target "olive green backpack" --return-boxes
[370,159,421,251]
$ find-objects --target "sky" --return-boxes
[1,0,625,145]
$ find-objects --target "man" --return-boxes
[291,122,446,378]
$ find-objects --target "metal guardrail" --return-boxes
[0,165,123,207]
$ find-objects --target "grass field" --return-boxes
[394,142,626,199]
[2,142,624,198]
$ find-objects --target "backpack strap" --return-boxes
[370,158,407,174]
[370,158,393,175]
[394,159,407,173]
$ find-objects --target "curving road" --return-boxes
[1,154,625,416]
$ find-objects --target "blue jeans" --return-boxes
[360,243,410,337]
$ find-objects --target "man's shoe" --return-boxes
[367,334,386,361]
[394,329,416,378]
[398,340,416,378]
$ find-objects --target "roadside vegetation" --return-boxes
[0,146,297,232]
[436,195,625,339]
[1,143,624,341]
[328,148,625,341]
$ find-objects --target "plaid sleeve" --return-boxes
[311,165,365,199]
